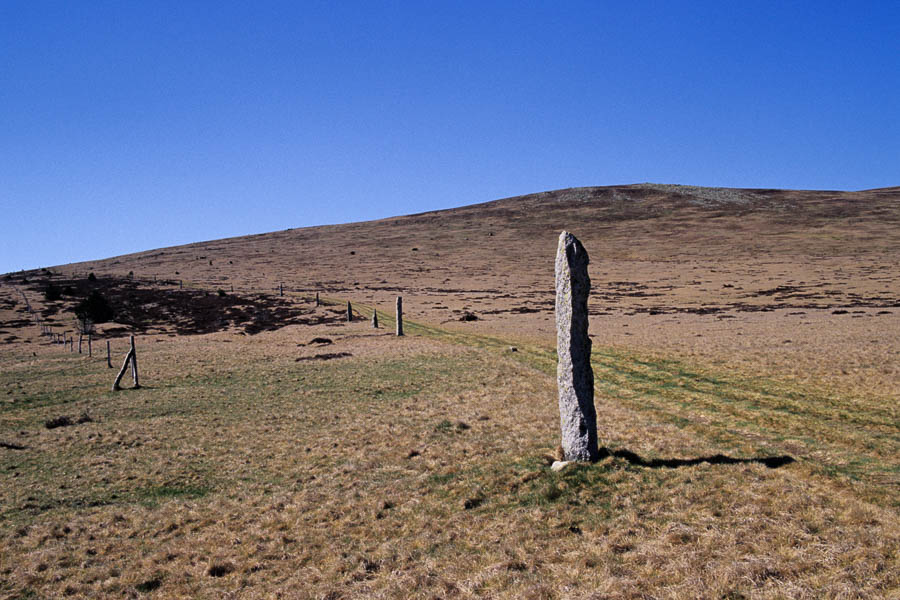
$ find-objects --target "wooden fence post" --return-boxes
[112,347,133,391]
[107,340,112,368]
[396,296,404,336]
[88,333,92,357]
[130,335,140,388]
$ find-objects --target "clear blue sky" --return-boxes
[2,1,898,274]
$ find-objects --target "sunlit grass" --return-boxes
[1,310,898,598]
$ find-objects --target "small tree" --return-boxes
[44,283,62,301]
[74,291,114,324]
[76,314,94,336]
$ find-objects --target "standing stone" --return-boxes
[280,282,284,296]
[347,301,353,322]
[555,231,599,462]
[372,308,379,328]
[315,292,320,307]
[396,296,404,336]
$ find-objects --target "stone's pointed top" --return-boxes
[557,231,589,267]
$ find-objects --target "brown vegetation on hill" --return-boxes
[11,183,897,396]
[1,184,898,598]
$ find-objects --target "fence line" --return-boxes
[3,272,395,370]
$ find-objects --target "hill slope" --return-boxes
[11,183,899,396]
[2,183,899,598]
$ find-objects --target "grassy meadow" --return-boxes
[1,302,898,599]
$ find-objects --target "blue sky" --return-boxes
[2,1,898,274]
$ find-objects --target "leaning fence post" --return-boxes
[396,296,404,336]
[106,340,112,368]
[112,347,133,391]
[372,307,379,329]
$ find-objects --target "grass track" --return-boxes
[356,300,900,508]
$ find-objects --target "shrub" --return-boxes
[44,283,62,301]
[88,272,96,281]
[74,291,114,324]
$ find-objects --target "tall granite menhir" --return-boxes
[555,231,600,462]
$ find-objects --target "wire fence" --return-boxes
[1,270,401,368]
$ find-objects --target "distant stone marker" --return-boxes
[372,307,379,328]
[347,301,353,322]
[555,231,599,462]
[315,292,320,307]
[396,296,404,336]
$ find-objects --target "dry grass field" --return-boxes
[1,184,898,598]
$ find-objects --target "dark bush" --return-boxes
[88,272,96,281]
[74,291,115,324]
[44,283,62,301]
[207,563,234,577]
[217,289,226,297]
[45,416,72,429]
[135,578,162,593]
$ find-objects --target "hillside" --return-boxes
[7,183,900,396]
[1,184,899,598]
